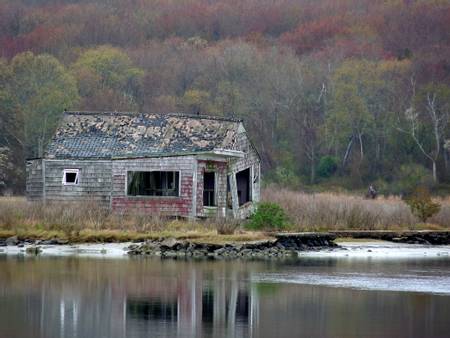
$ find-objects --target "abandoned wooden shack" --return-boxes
[26,111,261,219]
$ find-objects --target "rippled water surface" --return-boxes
[0,254,449,338]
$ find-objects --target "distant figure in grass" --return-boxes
[367,185,377,199]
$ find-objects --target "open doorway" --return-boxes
[203,172,216,206]
[236,168,251,206]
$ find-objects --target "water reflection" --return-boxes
[127,297,178,321]
[122,269,257,337]
[0,256,449,338]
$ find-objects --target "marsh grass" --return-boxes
[262,186,450,231]
[0,190,448,243]
[0,197,254,243]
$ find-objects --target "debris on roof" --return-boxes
[45,111,242,159]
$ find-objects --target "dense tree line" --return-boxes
[0,0,449,194]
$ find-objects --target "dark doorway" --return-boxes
[203,172,216,206]
[236,168,251,206]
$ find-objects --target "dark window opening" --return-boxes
[66,172,77,183]
[63,169,79,185]
[236,168,251,206]
[203,172,216,206]
[127,171,179,196]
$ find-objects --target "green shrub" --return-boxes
[246,202,290,230]
[405,186,441,223]
[317,156,338,178]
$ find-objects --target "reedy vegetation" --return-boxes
[0,189,448,242]
[263,187,450,230]
[0,0,449,194]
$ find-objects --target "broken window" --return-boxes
[127,171,179,196]
[236,168,251,206]
[203,172,216,206]
[62,169,79,185]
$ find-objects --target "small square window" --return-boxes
[63,169,79,185]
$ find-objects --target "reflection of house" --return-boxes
[26,111,261,219]
[124,271,259,337]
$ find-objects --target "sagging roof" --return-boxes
[45,111,243,159]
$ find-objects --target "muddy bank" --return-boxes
[330,230,450,245]
[128,233,338,259]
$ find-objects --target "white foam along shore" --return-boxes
[0,242,132,258]
[299,241,450,259]
[0,240,449,259]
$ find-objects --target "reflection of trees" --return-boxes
[0,257,267,338]
[2,257,447,338]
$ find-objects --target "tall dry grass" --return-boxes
[262,187,450,231]
[0,197,266,243]
[0,197,213,234]
[1,190,449,237]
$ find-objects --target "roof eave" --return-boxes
[45,149,245,161]
[200,149,245,158]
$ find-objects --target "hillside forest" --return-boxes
[0,0,449,195]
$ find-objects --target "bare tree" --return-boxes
[399,79,450,183]
[291,82,327,183]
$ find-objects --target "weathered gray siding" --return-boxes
[43,160,112,206]
[111,156,196,217]
[228,124,261,218]
[26,159,44,200]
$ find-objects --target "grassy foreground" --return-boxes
[0,189,449,244]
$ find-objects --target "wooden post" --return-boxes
[190,160,198,220]
[229,173,239,219]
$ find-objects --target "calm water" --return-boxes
[0,255,449,338]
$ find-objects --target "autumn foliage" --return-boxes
[0,0,449,194]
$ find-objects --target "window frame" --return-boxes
[62,169,80,186]
[126,170,181,197]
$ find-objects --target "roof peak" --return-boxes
[63,111,243,123]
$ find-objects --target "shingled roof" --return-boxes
[45,111,243,159]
